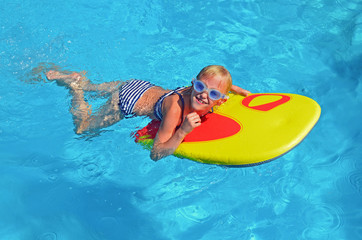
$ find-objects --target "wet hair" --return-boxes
[196,65,232,93]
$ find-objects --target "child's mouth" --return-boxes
[195,96,207,105]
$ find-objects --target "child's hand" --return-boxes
[180,112,201,134]
[231,85,251,96]
[240,89,251,96]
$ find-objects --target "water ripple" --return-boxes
[336,0,362,11]
[302,204,343,237]
[23,153,49,168]
[273,175,306,203]
[178,205,211,223]
[348,170,362,195]
[312,153,341,167]
[81,162,102,180]
[179,162,229,185]
[47,174,58,182]
[37,232,57,240]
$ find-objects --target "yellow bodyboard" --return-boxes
[135,93,321,166]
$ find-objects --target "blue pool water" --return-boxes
[1,0,362,239]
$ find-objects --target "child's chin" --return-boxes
[192,101,210,112]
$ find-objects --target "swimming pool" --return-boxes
[1,0,361,239]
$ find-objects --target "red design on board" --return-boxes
[242,94,290,111]
[135,113,241,143]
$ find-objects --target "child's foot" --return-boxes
[46,70,83,88]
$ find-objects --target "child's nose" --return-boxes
[201,91,208,98]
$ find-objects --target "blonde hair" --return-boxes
[196,65,232,92]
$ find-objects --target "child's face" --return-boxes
[190,74,228,115]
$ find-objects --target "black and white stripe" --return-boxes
[119,80,154,116]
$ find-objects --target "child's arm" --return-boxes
[231,85,251,96]
[150,106,201,161]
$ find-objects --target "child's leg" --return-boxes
[46,70,123,134]
[70,86,123,134]
[70,87,93,134]
[82,81,122,93]
[46,70,122,93]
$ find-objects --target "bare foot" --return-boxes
[46,70,83,88]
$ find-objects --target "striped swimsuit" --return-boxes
[119,79,187,122]
[119,79,155,117]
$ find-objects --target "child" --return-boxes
[46,65,251,160]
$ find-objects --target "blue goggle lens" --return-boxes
[209,90,221,100]
[194,81,205,92]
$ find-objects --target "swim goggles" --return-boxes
[192,79,229,101]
